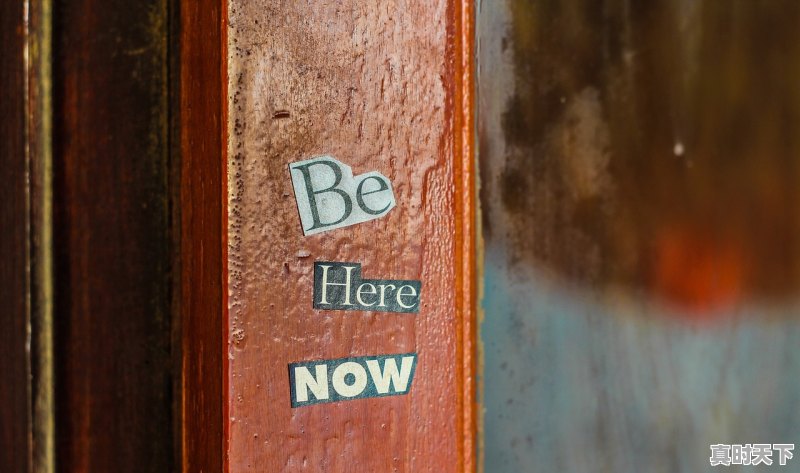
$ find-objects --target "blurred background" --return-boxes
[478,0,800,471]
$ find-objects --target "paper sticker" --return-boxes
[289,156,396,235]
[289,353,417,407]
[313,261,422,313]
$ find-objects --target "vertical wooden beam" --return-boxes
[28,0,55,469]
[178,0,226,470]
[178,0,475,470]
[52,0,173,470]
[0,0,33,469]
[454,1,477,470]
[222,0,476,470]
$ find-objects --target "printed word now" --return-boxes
[289,156,396,235]
[289,353,417,407]
[314,261,422,313]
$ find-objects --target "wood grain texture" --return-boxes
[0,0,32,470]
[454,1,477,470]
[52,0,173,470]
[226,0,474,471]
[178,0,226,470]
[28,0,55,468]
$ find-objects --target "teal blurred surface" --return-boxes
[478,1,800,471]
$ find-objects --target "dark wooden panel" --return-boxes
[0,0,32,471]
[178,0,225,470]
[52,0,173,470]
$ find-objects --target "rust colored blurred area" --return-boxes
[489,0,800,312]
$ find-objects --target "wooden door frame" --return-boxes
[1,0,476,470]
[178,0,476,471]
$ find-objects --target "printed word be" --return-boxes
[289,156,396,235]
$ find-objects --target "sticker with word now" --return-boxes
[289,353,417,407]
[710,444,794,467]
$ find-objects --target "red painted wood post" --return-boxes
[180,0,476,471]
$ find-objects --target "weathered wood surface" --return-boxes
[479,1,800,472]
[52,0,174,470]
[225,1,474,470]
[179,0,226,470]
[0,0,32,470]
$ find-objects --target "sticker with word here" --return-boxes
[289,156,396,235]
[289,353,417,407]
[314,261,422,313]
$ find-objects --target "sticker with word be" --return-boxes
[289,156,396,235]
[289,353,417,407]
[314,261,421,313]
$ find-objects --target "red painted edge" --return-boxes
[179,0,226,470]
